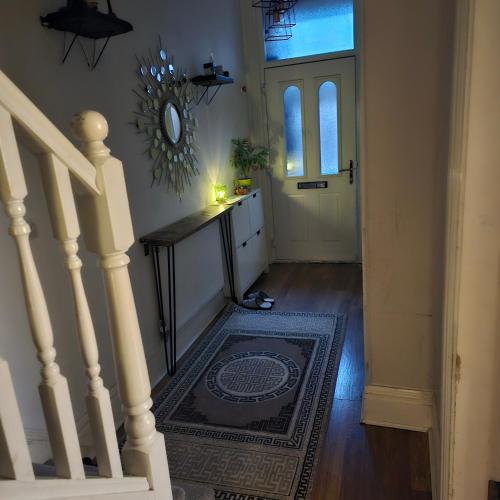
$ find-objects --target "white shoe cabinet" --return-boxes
[226,188,269,303]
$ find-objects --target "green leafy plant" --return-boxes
[231,138,269,179]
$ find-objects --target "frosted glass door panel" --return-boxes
[265,0,354,61]
[283,85,304,177]
[319,81,339,175]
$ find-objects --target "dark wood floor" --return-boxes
[252,263,432,500]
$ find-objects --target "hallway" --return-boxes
[252,263,432,500]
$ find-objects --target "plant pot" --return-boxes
[237,178,252,188]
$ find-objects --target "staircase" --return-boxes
[0,70,173,499]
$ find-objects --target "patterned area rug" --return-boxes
[152,305,346,500]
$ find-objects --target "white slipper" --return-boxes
[244,291,275,304]
[242,296,273,310]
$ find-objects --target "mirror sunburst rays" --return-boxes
[132,40,199,196]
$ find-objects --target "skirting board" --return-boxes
[362,384,433,432]
[25,427,52,464]
[148,288,226,387]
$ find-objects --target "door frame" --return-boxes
[238,0,362,264]
[433,0,474,499]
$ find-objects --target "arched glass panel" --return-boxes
[319,81,339,175]
[283,85,304,177]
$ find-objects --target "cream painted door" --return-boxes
[266,57,357,262]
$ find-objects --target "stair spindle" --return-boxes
[72,111,173,499]
[40,151,123,478]
[0,358,35,480]
[0,104,84,480]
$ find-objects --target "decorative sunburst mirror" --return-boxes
[133,39,199,196]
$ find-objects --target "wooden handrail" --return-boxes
[0,70,99,195]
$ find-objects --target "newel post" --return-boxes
[71,111,173,498]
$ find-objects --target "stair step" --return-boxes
[31,463,215,499]
[0,476,150,499]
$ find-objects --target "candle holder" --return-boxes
[214,184,228,203]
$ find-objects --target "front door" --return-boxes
[265,57,357,262]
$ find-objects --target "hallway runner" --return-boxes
[152,305,346,500]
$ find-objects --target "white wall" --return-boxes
[0,0,248,457]
[447,0,500,497]
[361,0,453,394]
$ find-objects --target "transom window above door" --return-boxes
[264,0,355,62]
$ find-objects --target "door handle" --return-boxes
[338,160,356,184]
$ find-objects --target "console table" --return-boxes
[139,204,236,375]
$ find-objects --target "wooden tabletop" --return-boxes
[139,203,233,247]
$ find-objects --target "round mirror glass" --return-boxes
[162,102,182,144]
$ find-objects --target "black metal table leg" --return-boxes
[168,246,177,374]
[152,245,166,339]
[150,244,177,376]
[220,212,237,303]
[226,212,236,302]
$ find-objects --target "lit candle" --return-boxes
[214,184,228,203]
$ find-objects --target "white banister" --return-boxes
[39,152,122,479]
[0,104,84,480]
[0,358,34,480]
[71,111,173,498]
[0,70,99,195]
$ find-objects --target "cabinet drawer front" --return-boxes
[253,227,267,274]
[249,190,265,234]
[236,237,255,293]
[232,199,251,248]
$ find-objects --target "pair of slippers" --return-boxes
[242,291,275,310]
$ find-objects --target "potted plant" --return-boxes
[231,138,269,194]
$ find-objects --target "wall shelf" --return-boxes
[190,74,234,106]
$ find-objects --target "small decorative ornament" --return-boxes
[133,38,198,196]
